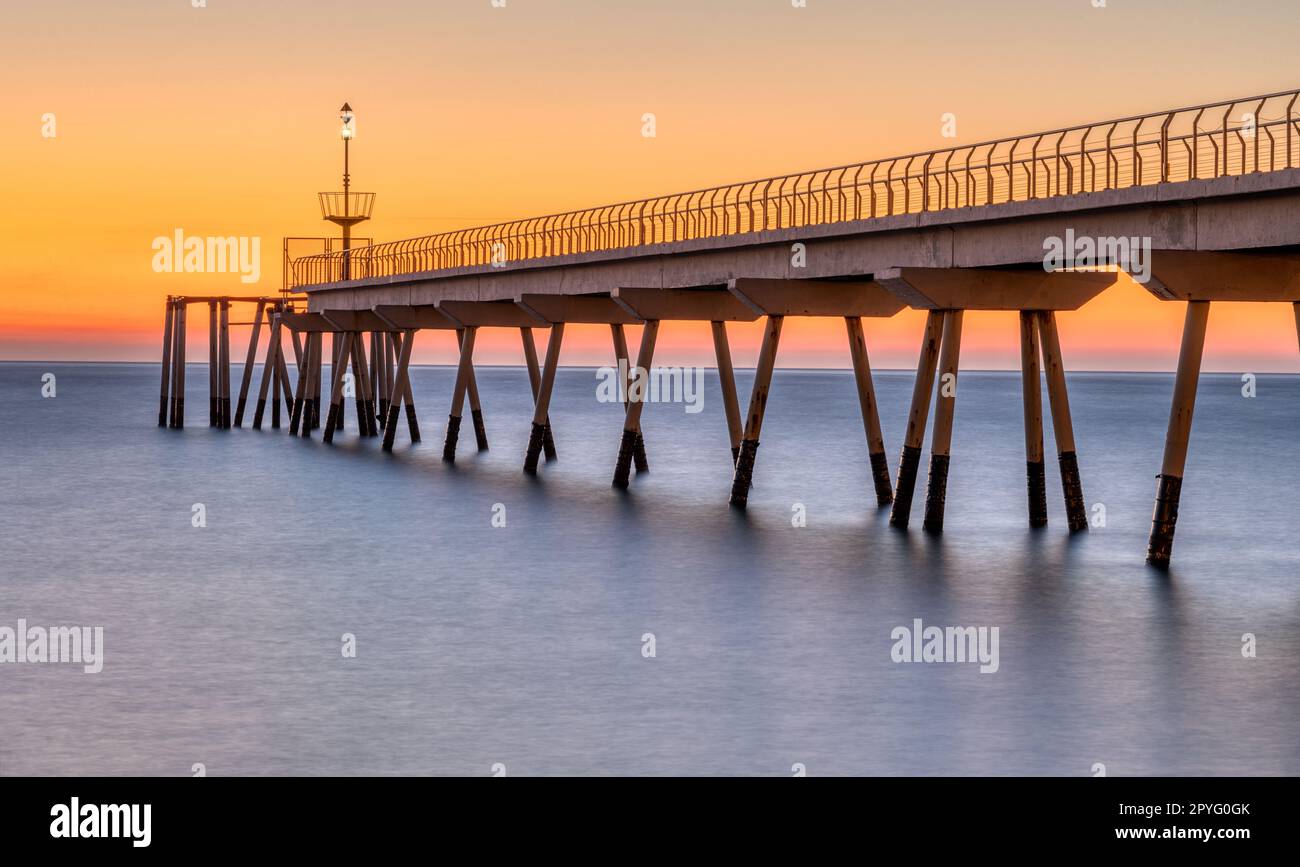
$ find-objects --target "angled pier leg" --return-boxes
[376,334,390,424]
[362,334,380,437]
[367,333,378,420]
[890,310,945,528]
[1294,302,1300,355]
[171,302,187,429]
[458,329,488,451]
[1147,301,1211,567]
[387,331,419,442]
[311,333,324,431]
[289,331,310,436]
[613,321,658,488]
[1037,311,1088,532]
[400,353,420,443]
[443,328,477,462]
[520,327,556,460]
[524,323,564,473]
[384,334,397,425]
[234,300,265,427]
[382,331,416,452]
[845,315,893,506]
[922,310,964,533]
[711,320,744,465]
[208,301,218,427]
[322,333,353,444]
[729,315,784,508]
[252,308,281,430]
[302,333,323,439]
[330,333,344,433]
[276,319,294,424]
[611,323,648,471]
[271,347,282,429]
[1019,311,1048,527]
[348,333,373,436]
[158,300,175,426]
[219,300,232,429]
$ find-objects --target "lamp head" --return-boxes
[340,102,355,140]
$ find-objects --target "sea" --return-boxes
[1,362,1297,776]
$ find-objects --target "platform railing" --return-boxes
[290,89,1300,289]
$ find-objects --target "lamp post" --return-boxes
[319,102,373,281]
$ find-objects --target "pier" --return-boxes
[158,89,1300,568]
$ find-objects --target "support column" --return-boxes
[219,300,232,429]
[613,321,659,488]
[1019,311,1048,527]
[845,315,893,506]
[889,310,945,528]
[252,306,281,430]
[158,300,175,427]
[1037,311,1088,532]
[459,329,489,451]
[171,302,187,429]
[611,323,648,471]
[525,323,565,473]
[208,301,218,427]
[520,327,556,460]
[922,310,963,533]
[443,327,477,462]
[710,320,744,465]
[234,300,266,427]
[322,332,353,444]
[729,315,783,508]
[1147,301,1211,567]
[382,331,416,452]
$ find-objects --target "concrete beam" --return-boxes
[372,304,460,330]
[437,299,549,328]
[321,309,395,333]
[727,277,905,318]
[875,267,1116,311]
[612,287,759,322]
[515,293,642,324]
[279,311,340,333]
[1145,250,1300,302]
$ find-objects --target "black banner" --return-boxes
[0,776,1289,853]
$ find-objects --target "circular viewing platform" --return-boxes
[319,191,375,224]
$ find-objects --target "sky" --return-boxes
[4,0,1300,371]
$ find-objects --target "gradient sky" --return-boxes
[4,0,1300,371]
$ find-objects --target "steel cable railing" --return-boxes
[291,89,1300,289]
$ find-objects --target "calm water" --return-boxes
[1,362,1297,776]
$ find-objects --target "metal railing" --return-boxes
[290,89,1300,289]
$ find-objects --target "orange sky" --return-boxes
[4,0,1300,372]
